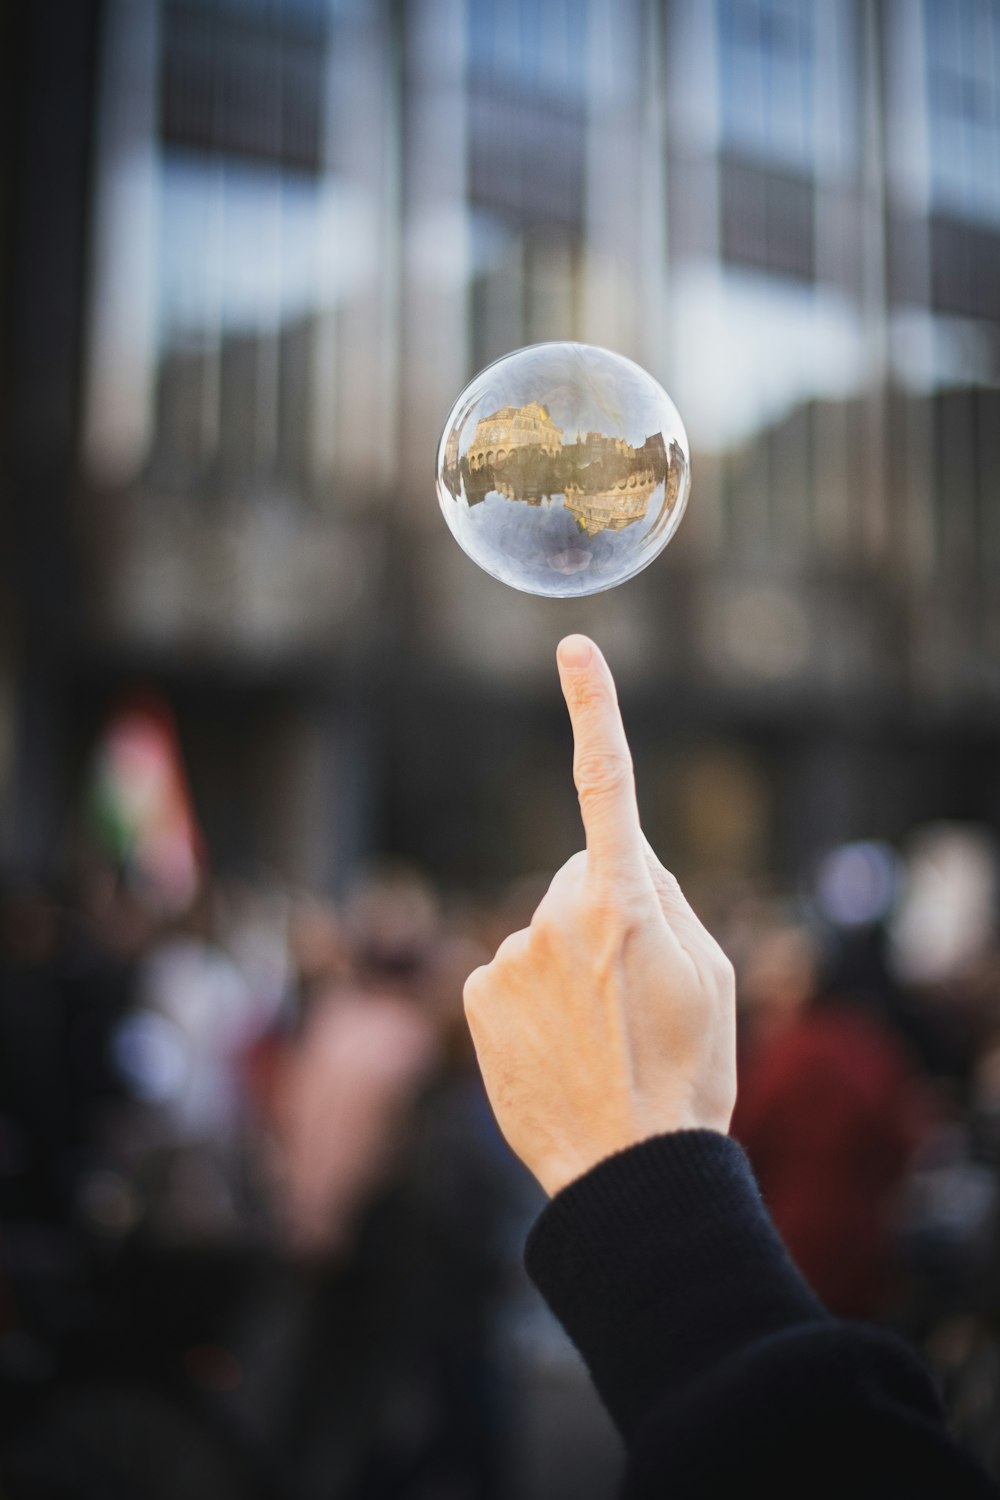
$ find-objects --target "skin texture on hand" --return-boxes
[463,634,737,1197]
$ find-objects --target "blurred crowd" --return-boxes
[2,823,1000,1496]
[0,854,543,1500]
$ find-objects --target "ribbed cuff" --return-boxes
[524,1130,829,1436]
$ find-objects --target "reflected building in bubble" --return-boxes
[563,431,675,537]
[453,402,672,538]
[564,447,662,537]
[563,477,657,536]
[466,402,563,470]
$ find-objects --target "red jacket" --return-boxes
[732,1004,925,1317]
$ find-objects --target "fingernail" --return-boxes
[558,635,593,669]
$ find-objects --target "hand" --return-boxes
[463,634,737,1196]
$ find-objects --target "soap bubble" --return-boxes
[436,342,690,598]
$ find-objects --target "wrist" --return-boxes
[526,1131,829,1435]
[535,1108,720,1197]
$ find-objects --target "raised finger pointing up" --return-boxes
[556,635,645,881]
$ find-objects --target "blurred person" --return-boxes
[0,875,262,1500]
[272,977,440,1258]
[215,877,293,1042]
[463,635,997,1498]
[345,862,441,988]
[734,919,817,1044]
[830,913,983,1091]
[265,865,444,1258]
[287,892,352,1002]
[894,954,1000,1473]
[731,919,929,1317]
[243,886,515,1500]
[110,881,263,1241]
[896,951,1000,1309]
[240,890,350,1129]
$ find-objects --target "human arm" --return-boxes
[526,1129,994,1497]
[463,635,997,1498]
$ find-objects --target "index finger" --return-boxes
[557,635,645,877]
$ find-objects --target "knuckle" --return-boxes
[566,674,612,716]
[544,850,588,901]
[575,748,633,798]
[583,876,649,933]
[655,865,684,903]
[707,948,735,995]
[494,929,524,965]
[462,965,488,1013]
[528,904,569,956]
[486,927,530,975]
[528,905,553,940]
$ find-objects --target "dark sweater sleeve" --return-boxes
[525,1131,998,1499]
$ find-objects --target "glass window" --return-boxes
[925,0,1000,223]
[467,0,588,98]
[160,0,327,171]
[669,263,867,453]
[149,151,367,495]
[158,155,325,348]
[717,0,819,170]
[468,212,583,374]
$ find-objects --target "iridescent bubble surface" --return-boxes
[435,342,690,598]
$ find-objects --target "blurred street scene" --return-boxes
[2,0,1000,1494]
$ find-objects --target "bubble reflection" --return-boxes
[436,343,690,598]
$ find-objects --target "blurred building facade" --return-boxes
[3,0,1000,892]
